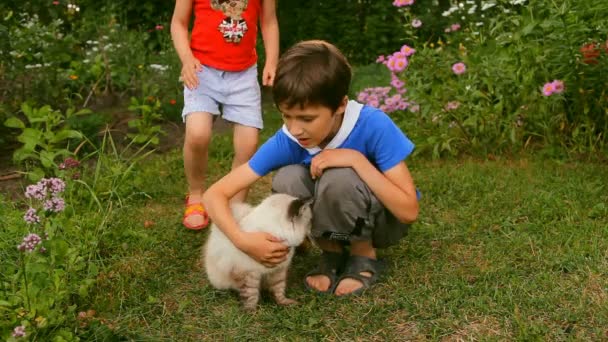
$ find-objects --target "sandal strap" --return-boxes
[337,255,385,289]
[185,203,207,216]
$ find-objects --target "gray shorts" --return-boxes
[271,165,410,248]
[181,64,263,129]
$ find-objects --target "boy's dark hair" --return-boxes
[272,40,352,112]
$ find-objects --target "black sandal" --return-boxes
[304,251,346,294]
[334,255,385,296]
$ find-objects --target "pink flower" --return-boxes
[391,78,405,89]
[375,55,386,63]
[52,1,60,5]
[400,44,416,57]
[451,23,461,31]
[444,101,461,111]
[393,0,414,7]
[12,325,26,337]
[155,25,164,30]
[542,82,555,96]
[452,62,466,75]
[412,19,422,28]
[551,80,565,94]
[387,55,409,73]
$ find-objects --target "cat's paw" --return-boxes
[242,303,258,312]
[276,298,299,306]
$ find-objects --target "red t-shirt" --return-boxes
[190,0,260,71]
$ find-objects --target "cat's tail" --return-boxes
[230,202,254,221]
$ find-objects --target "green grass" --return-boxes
[81,104,608,341]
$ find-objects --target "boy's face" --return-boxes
[278,98,348,148]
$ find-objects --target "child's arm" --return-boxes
[170,0,202,90]
[310,149,419,223]
[260,0,279,86]
[202,163,290,267]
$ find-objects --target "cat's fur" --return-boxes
[203,193,313,311]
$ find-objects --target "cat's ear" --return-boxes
[287,197,313,219]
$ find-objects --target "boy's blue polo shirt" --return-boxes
[249,100,415,177]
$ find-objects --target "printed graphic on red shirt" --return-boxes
[211,0,249,44]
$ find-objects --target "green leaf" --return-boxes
[51,130,83,143]
[17,128,43,150]
[13,148,37,162]
[4,116,25,129]
[39,150,56,168]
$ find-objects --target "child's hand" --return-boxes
[262,61,276,86]
[310,149,362,179]
[180,57,203,90]
[237,231,289,267]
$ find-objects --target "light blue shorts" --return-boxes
[182,64,263,129]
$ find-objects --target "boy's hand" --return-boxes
[237,231,289,267]
[310,149,363,179]
[180,57,203,90]
[262,61,276,86]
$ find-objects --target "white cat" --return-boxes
[203,193,313,311]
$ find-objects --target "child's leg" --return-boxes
[334,240,376,296]
[306,238,344,292]
[231,124,259,202]
[183,112,214,227]
[312,167,405,295]
[220,64,263,202]
[180,64,224,229]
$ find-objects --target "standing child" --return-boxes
[203,40,419,296]
[171,0,279,230]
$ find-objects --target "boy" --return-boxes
[171,0,279,230]
[203,40,419,296]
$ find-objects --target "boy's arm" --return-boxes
[170,0,202,90]
[202,163,289,267]
[310,150,419,223]
[260,0,279,86]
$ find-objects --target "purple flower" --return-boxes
[43,197,66,212]
[45,178,66,195]
[452,62,467,75]
[25,183,46,200]
[18,233,42,253]
[12,325,26,337]
[23,208,40,224]
[412,19,422,28]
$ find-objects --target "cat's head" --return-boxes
[286,197,313,236]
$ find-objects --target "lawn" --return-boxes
[77,106,608,341]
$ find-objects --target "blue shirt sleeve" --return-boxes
[248,131,300,176]
[369,112,415,172]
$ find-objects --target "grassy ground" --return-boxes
[84,103,608,341]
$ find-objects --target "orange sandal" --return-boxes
[183,195,210,230]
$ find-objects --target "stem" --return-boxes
[21,254,31,311]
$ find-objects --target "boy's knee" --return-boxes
[272,165,312,197]
[317,168,362,197]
